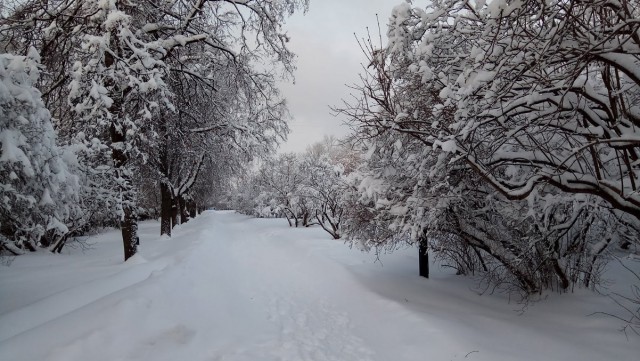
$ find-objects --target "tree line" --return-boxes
[0,0,308,260]
[3,0,639,306]
[233,0,640,301]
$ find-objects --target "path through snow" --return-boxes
[1,211,638,361]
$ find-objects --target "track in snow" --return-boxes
[197,212,376,361]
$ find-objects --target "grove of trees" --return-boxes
[2,0,639,312]
[233,0,640,300]
[342,0,640,295]
[0,0,307,260]
[231,137,355,240]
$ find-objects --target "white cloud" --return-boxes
[278,0,400,153]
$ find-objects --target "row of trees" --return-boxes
[335,0,640,294]
[234,0,640,298]
[0,0,307,260]
[4,0,638,301]
[232,137,356,240]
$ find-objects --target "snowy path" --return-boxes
[1,211,638,361]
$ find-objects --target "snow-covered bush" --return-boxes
[337,0,640,295]
[0,50,78,254]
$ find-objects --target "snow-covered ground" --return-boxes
[1,211,638,361]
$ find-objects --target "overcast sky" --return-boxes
[278,0,401,153]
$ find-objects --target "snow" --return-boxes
[104,11,130,30]
[39,188,54,206]
[485,0,524,17]
[436,139,458,152]
[0,129,34,176]
[1,211,638,361]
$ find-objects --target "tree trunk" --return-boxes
[39,231,52,248]
[110,121,138,262]
[109,121,138,261]
[419,242,429,279]
[180,195,190,224]
[159,121,172,236]
[171,201,178,228]
[105,29,137,262]
[284,208,297,227]
[50,234,69,253]
[121,207,138,261]
[160,182,172,236]
[315,210,341,240]
[189,201,197,219]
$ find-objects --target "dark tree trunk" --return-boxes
[105,30,137,262]
[419,242,429,279]
[109,120,138,261]
[180,196,190,224]
[315,210,341,240]
[552,258,570,290]
[50,234,69,253]
[21,239,37,252]
[160,182,172,236]
[121,207,138,260]
[39,231,52,248]
[110,120,138,262]
[189,201,197,219]
[159,122,172,236]
[171,202,178,228]
[284,208,297,227]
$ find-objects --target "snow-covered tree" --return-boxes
[146,50,289,236]
[255,153,310,226]
[385,0,640,224]
[0,0,306,260]
[0,49,78,254]
[232,138,355,240]
[337,0,640,293]
[299,138,351,239]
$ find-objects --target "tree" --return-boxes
[230,137,355,240]
[0,49,78,254]
[0,0,307,260]
[385,0,640,223]
[255,153,309,226]
[336,0,640,294]
[148,48,289,236]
